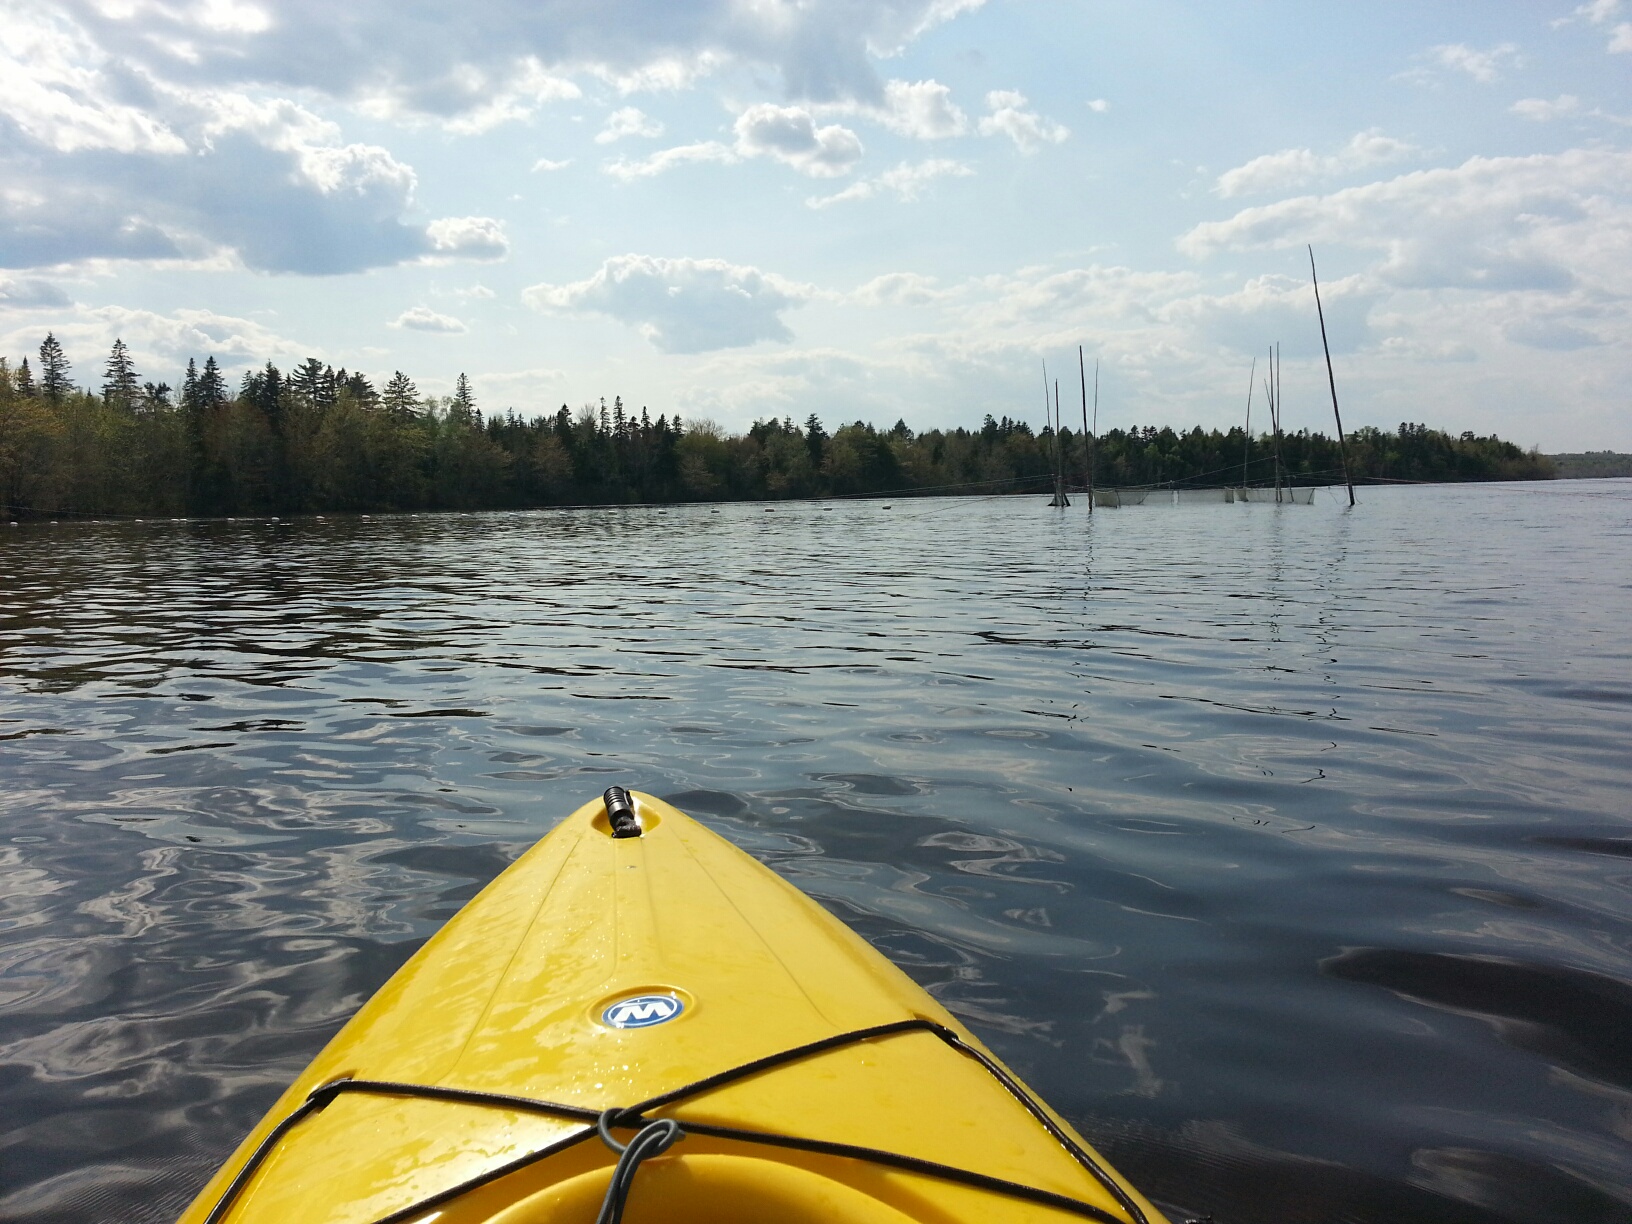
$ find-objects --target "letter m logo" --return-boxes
[602,993,682,1029]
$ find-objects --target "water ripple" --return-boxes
[3,483,1632,1223]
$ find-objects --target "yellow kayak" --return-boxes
[177,789,1170,1224]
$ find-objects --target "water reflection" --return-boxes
[3,484,1632,1223]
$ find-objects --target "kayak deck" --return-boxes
[176,791,1168,1224]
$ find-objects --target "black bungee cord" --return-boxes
[197,1019,1150,1224]
[594,1110,685,1224]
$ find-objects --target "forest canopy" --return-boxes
[0,335,1555,519]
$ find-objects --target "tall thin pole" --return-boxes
[1054,378,1060,483]
[1241,355,1256,490]
[1052,378,1069,507]
[1092,359,1100,512]
[1078,346,1092,514]
[1309,245,1355,506]
[1041,358,1051,502]
[1269,343,1284,504]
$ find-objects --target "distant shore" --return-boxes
[1547,453,1632,479]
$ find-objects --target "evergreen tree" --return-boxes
[287,358,333,408]
[199,356,227,411]
[38,333,72,401]
[142,382,172,411]
[15,357,35,397]
[343,370,377,406]
[382,371,420,420]
[254,362,284,430]
[805,413,826,466]
[453,373,475,415]
[102,338,141,411]
[180,359,200,416]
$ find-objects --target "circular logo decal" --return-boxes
[601,993,684,1029]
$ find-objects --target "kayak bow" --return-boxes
[177,789,1169,1224]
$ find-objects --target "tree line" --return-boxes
[0,334,1554,518]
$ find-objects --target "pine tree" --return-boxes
[805,413,826,466]
[342,371,377,406]
[254,362,283,430]
[199,356,226,411]
[180,359,200,416]
[382,371,419,420]
[15,357,35,397]
[287,358,331,407]
[452,373,475,415]
[38,333,72,402]
[102,338,141,412]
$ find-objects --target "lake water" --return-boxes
[3,482,1631,1224]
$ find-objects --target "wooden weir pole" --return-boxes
[1308,245,1356,506]
[1267,344,1284,503]
[1052,379,1069,507]
[1241,355,1256,491]
[1079,346,1093,514]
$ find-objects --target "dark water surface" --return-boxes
[3,483,1631,1224]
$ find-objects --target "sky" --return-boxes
[1,0,1629,449]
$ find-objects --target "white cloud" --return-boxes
[812,78,968,139]
[0,21,514,275]
[604,140,738,181]
[585,51,728,97]
[1181,149,1632,300]
[1216,130,1421,197]
[0,1,993,272]
[0,277,72,309]
[852,272,943,306]
[456,284,496,300]
[977,90,1068,151]
[1571,0,1622,23]
[93,306,306,363]
[875,79,968,138]
[2,305,309,378]
[531,157,572,172]
[1566,0,1632,51]
[0,13,188,156]
[391,305,468,333]
[647,242,1626,450]
[1429,42,1521,83]
[469,366,567,409]
[522,254,812,353]
[1161,273,1378,358]
[425,216,510,261]
[608,105,864,181]
[1511,95,1582,121]
[595,106,663,144]
[732,104,863,177]
[49,0,981,127]
[807,158,972,208]
[1503,316,1601,350]
[1086,98,1109,113]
